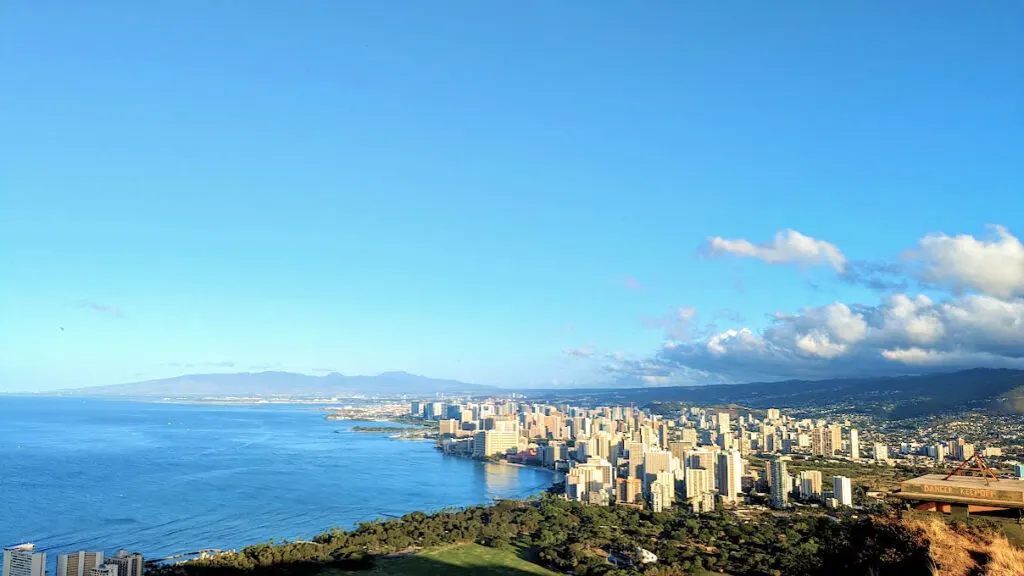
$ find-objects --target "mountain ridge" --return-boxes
[54,370,497,397]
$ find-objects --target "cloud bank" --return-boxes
[706,229,847,272]
[612,226,1024,385]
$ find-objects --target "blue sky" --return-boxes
[2,2,1022,391]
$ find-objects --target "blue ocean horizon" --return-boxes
[0,397,554,564]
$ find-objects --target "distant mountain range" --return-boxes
[51,368,1024,418]
[529,368,1024,419]
[57,371,497,397]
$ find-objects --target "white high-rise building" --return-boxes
[643,449,673,494]
[716,449,743,504]
[849,429,860,460]
[3,545,46,576]
[473,427,520,457]
[685,467,714,499]
[58,552,104,576]
[833,476,853,507]
[716,412,730,435]
[873,443,888,462]
[798,470,823,501]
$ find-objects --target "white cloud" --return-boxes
[912,225,1024,297]
[878,294,945,345]
[796,331,848,359]
[613,292,1024,384]
[608,224,1024,386]
[824,302,868,344]
[706,229,847,272]
[564,346,596,358]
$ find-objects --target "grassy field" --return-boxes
[903,509,1024,547]
[332,543,561,576]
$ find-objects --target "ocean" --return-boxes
[0,397,554,564]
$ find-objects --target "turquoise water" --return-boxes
[0,397,553,562]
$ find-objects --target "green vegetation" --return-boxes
[332,543,560,576]
[349,426,413,433]
[748,455,932,493]
[156,495,935,576]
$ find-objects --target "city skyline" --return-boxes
[3,2,1023,392]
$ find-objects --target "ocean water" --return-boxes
[0,397,554,563]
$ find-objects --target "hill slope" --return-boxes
[58,371,496,397]
[530,368,1024,418]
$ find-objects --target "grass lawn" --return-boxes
[331,543,561,576]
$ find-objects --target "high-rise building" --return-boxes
[89,566,117,576]
[766,408,781,421]
[849,429,860,460]
[668,441,690,462]
[960,443,976,461]
[3,545,46,576]
[873,443,888,462]
[811,427,834,457]
[643,449,673,493]
[106,551,143,576]
[828,424,842,456]
[1014,462,1024,479]
[685,467,712,499]
[716,412,730,435]
[616,477,643,505]
[650,480,667,512]
[473,429,519,457]
[439,419,459,435]
[679,427,698,445]
[798,470,823,501]
[833,476,853,507]
[627,441,646,480]
[57,552,104,576]
[769,457,790,509]
[566,457,615,504]
[716,449,743,504]
[409,401,422,417]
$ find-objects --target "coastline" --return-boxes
[2,398,557,569]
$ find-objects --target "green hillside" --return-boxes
[334,543,560,576]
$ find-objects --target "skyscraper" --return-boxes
[627,441,645,480]
[833,476,853,507]
[873,443,888,462]
[769,457,790,509]
[643,449,673,494]
[107,551,143,576]
[849,428,860,460]
[798,470,823,501]
[57,552,104,576]
[716,449,743,504]
[3,545,46,576]
[716,412,730,435]
[828,424,842,456]
[473,428,520,457]
[685,467,712,498]
[811,427,834,457]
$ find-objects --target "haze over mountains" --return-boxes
[53,369,1024,420]
[59,371,496,397]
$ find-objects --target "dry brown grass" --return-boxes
[903,517,1024,576]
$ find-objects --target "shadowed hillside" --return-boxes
[531,368,1024,419]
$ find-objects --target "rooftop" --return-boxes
[897,474,1024,508]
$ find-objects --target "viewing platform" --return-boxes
[895,474,1024,513]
